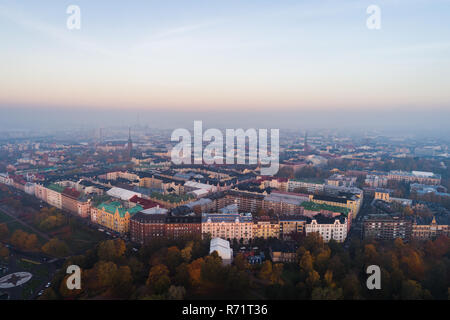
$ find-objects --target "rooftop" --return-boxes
[46,183,65,193]
[202,213,253,223]
[312,194,349,204]
[301,201,350,215]
[97,201,143,218]
[150,191,195,203]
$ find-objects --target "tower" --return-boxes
[304,131,309,154]
[127,127,133,159]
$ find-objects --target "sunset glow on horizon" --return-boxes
[1,0,450,112]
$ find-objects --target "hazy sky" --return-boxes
[0,0,450,130]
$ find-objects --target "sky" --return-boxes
[0,0,450,130]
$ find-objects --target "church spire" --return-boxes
[304,131,309,154]
[127,127,133,159]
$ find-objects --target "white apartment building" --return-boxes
[287,179,324,193]
[202,213,253,242]
[305,215,348,242]
[46,188,63,209]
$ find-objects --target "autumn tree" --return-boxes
[234,253,249,271]
[147,264,171,294]
[167,285,186,300]
[315,248,331,274]
[95,260,119,288]
[187,258,205,286]
[181,243,193,262]
[341,273,362,299]
[97,239,126,261]
[175,262,191,288]
[323,270,334,288]
[42,238,70,257]
[401,280,426,300]
[127,256,145,282]
[271,263,284,285]
[299,250,314,273]
[112,265,133,298]
[166,246,182,271]
[259,260,273,282]
[400,249,425,280]
[38,214,65,231]
[306,270,320,289]
[303,232,324,255]
[0,243,9,260]
[276,166,294,179]
[0,223,9,240]
[10,230,38,251]
[201,252,223,282]
[311,286,343,300]
[364,244,379,266]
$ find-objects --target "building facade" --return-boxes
[252,218,280,239]
[412,217,450,240]
[387,171,441,185]
[93,202,143,234]
[201,213,253,242]
[363,214,412,240]
[305,215,348,242]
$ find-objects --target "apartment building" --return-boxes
[363,214,412,240]
[412,216,450,240]
[46,184,64,209]
[287,179,324,193]
[387,170,441,185]
[252,217,280,239]
[225,190,265,214]
[305,214,348,243]
[365,174,388,188]
[326,174,357,187]
[93,201,143,234]
[201,213,253,242]
[262,191,308,215]
[279,216,307,240]
[309,194,360,219]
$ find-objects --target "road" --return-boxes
[343,196,373,248]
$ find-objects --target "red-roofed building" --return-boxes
[11,175,26,191]
[60,187,91,218]
[129,195,161,209]
[61,187,81,214]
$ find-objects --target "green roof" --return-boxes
[97,201,143,217]
[301,201,350,216]
[290,178,324,184]
[47,183,65,193]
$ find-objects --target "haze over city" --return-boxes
[1,0,449,134]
